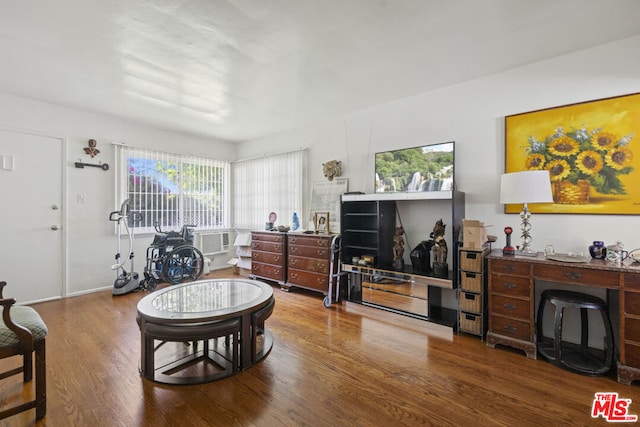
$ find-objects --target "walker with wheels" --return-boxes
[140,223,205,291]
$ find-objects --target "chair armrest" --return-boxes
[0,297,35,353]
[0,281,6,299]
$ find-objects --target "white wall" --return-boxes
[0,92,235,297]
[237,35,640,257]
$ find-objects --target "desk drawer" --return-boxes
[288,256,329,274]
[532,264,618,289]
[490,259,530,276]
[490,314,531,341]
[624,342,640,369]
[491,295,530,319]
[490,275,530,298]
[625,317,640,343]
[625,291,640,315]
[624,272,640,291]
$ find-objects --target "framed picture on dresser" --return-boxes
[314,212,330,234]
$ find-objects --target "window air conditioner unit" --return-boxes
[196,232,230,256]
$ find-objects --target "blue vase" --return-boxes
[589,241,606,259]
[292,212,300,231]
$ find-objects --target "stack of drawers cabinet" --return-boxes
[486,258,536,359]
[286,234,337,296]
[251,231,287,285]
[458,246,489,338]
[620,272,640,384]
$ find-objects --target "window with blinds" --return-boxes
[116,146,229,232]
[233,150,306,230]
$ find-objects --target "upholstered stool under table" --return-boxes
[537,289,614,376]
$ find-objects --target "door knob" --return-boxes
[51,204,59,210]
[51,225,59,231]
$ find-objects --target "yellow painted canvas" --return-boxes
[505,92,640,214]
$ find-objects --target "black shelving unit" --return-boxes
[340,191,465,328]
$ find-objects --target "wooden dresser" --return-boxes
[486,250,640,385]
[286,234,338,296]
[250,231,287,285]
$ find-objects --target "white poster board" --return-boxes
[309,178,348,233]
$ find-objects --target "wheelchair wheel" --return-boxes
[162,245,205,285]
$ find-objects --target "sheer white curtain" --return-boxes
[233,149,306,230]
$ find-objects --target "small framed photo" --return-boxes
[314,212,330,234]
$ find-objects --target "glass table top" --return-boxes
[137,279,273,320]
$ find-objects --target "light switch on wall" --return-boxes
[77,193,86,204]
[1,154,14,171]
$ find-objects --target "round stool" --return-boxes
[536,289,614,376]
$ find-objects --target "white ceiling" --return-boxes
[1,1,640,142]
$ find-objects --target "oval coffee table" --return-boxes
[137,278,275,384]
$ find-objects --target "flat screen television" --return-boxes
[375,141,454,193]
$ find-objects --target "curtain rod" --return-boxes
[233,147,308,163]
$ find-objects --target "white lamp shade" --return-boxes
[500,170,553,204]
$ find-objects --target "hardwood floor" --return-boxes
[2,268,640,426]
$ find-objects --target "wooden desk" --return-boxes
[486,250,640,385]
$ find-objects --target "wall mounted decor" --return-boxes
[84,139,100,158]
[505,92,640,214]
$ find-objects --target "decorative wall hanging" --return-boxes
[505,92,640,214]
[84,139,100,158]
[322,160,342,181]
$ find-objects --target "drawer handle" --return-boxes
[503,282,516,289]
[503,324,518,333]
[274,256,280,262]
[290,237,297,243]
[504,265,516,273]
[274,244,281,251]
[290,247,297,253]
[290,273,297,279]
[565,271,582,280]
[290,258,297,265]
[317,250,327,256]
[316,278,324,284]
[503,303,517,311]
[274,269,280,274]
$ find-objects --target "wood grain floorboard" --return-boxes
[0,268,639,426]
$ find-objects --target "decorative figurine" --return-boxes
[431,219,448,278]
[503,226,515,255]
[392,226,405,270]
[410,239,434,273]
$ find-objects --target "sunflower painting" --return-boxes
[505,92,640,214]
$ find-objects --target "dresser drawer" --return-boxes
[625,291,640,315]
[252,251,284,266]
[288,245,330,259]
[287,269,329,292]
[288,256,329,274]
[252,262,285,282]
[490,275,530,298]
[251,240,285,254]
[490,314,531,342]
[490,295,530,319]
[288,235,331,247]
[252,232,285,243]
[533,264,618,289]
[490,259,530,276]
[624,272,640,291]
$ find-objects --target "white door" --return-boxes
[0,128,63,303]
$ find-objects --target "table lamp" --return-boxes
[500,170,553,256]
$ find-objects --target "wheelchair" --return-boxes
[141,223,204,291]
